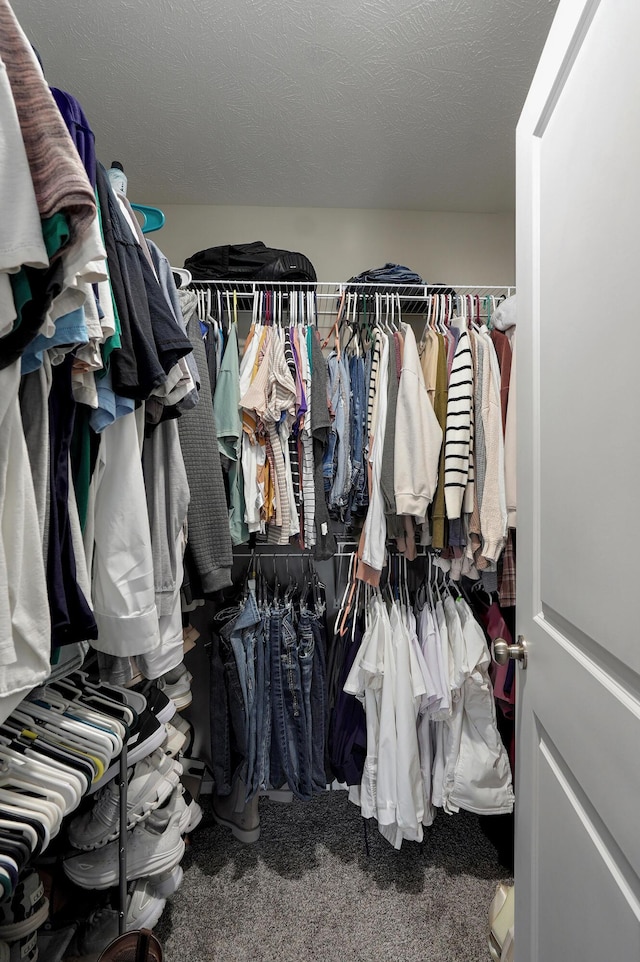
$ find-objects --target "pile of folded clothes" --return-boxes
[343,263,428,312]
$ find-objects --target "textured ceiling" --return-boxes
[11,0,557,212]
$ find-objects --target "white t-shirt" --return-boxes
[0,361,51,716]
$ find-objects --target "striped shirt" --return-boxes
[367,332,382,443]
[444,328,473,522]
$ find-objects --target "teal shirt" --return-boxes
[213,323,248,545]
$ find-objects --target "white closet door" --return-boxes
[516,1,640,960]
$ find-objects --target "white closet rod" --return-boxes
[189,280,514,294]
[189,281,514,318]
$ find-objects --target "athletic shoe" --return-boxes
[162,719,190,759]
[138,687,175,726]
[146,784,202,836]
[145,786,189,835]
[148,864,183,899]
[76,882,166,956]
[2,931,37,962]
[157,664,192,711]
[87,711,166,796]
[71,880,165,958]
[68,751,183,850]
[63,812,185,889]
[0,870,49,942]
[126,880,166,930]
[180,788,203,835]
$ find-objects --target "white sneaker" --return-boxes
[148,864,183,898]
[181,789,203,834]
[73,882,166,956]
[157,666,192,712]
[69,750,183,850]
[163,720,189,758]
[63,811,185,889]
[146,786,190,835]
[127,879,166,930]
[145,783,201,836]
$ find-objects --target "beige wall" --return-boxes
[157,205,515,286]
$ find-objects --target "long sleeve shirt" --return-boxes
[443,329,473,522]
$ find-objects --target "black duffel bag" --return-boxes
[184,241,316,284]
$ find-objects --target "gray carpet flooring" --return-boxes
[156,792,510,962]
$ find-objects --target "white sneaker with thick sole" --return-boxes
[146,783,201,836]
[149,864,183,898]
[73,882,166,956]
[127,879,166,930]
[63,812,185,890]
[69,750,183,850]
[181,789,203,834]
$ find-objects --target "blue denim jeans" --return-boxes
[309,607,328,792]
[254,606,271,795]
[269,603,312,801]
[322,352,339,496]
[228,591,261,801]
[209,603,246,795]
[297,608,315,791]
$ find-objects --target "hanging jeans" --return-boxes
[297,608,315,791]
[253,604,271,796]
[269,603,312,801]
[298,605,329,793]
[324,353,352,513]
[228,590,262,801]
[209,603,245,795]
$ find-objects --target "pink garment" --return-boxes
[484,605,515,717]
[483,603,515,773]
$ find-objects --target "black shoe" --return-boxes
[86,711,167,796]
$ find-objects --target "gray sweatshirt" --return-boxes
[177,290,233,592]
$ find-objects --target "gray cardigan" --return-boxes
[177,290,233,592]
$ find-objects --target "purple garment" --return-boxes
[50,87,96,186]
[290,328,307,423]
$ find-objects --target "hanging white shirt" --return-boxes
[85,408,160,657]
[406,606,436,827]
[344,592,386,822]
[443,597,514,816]
[391,602,425,844]
[0,362,51,720]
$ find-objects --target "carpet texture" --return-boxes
[156,792,510,962]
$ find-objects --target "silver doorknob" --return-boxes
[492,635,528,669]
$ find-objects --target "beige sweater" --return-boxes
[394,324,443,521]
